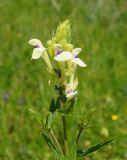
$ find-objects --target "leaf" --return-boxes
[49,99,56,113]
[77,138,115,157]
[66,98,76,114]
[56,154,66,160]
[42,134,66,160]
[46,112,53,129]
[54,69,61,78]
[42,133,58,153]
[50,97,61,113]
[57,98,76,115]
[56,96,61,110]
[60,95,67,104]
[28,108,42,123]
[73,98,80,116]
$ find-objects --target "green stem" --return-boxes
[76,128,83,145]
[62,115,69,157]
[51,129,64,155]
[75,128,83,159]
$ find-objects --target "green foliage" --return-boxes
[77,138,115,157]
[46,112,53,129]
[42,134,58,154]
[42,134,66,160]
[49,99,56,113]
[58,98,76,115]
[0,0,127,159]
[28,108,42,123]
[69,141,76,160]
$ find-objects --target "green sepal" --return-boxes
[77,137,115,157]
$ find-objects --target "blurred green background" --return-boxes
[0,0,127,159]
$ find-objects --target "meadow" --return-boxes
[0,0,127,159]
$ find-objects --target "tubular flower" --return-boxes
[29,39,53,73]
[65,78,78,98]
[54,51,72,62]
[28,39,46,59]
[54,48,87,67]
[71,48,87,67]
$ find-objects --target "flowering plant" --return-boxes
[28,20,114,160]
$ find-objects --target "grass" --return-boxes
[0,0,127,159]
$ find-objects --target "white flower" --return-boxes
[28,39,46,59]
[66,89,78,98]
[29,38,53,73]
[65,79,78,98]
[54,51,72,61]
[71,48,87,67]
[54,48,87,67]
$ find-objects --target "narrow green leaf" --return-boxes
[66,98,75,114]
[58,98,76,115]
[77,138,115,157]
[46,112,53,129]
[60,95,67,104]
[50,97,61,113]
[42,134,66,160]
[28,108,42,123]
[56,96,61,110]
[49,99,56,113]
[56,154,66,160]
[42,133,58,153]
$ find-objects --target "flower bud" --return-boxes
[64,43,73,51]
[42,51,54,73]
[47,40,55,57]
[55,20,71,42]
[47,40,53,47]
